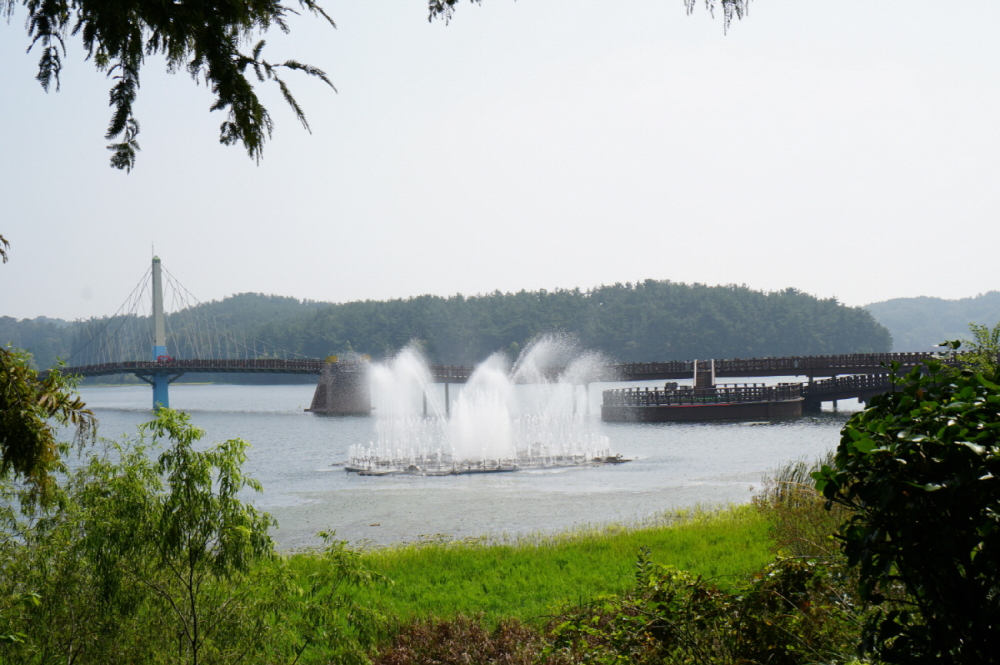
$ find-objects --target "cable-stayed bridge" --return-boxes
[56,258,944,413]
[57,256,326,408]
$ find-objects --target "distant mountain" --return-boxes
[865,292,1000,351]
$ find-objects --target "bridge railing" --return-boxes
[803,373,895,397]
[63,358,328,375]
[613,352,942,378]
[603,383,802,407]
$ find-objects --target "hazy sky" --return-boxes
[2,0,998,321]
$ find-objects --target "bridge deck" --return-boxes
[603,373,898,407]
[59,351,943,383]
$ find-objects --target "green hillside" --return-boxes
[865,292,1000,351]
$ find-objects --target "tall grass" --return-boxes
[290,505,773,626]
[752,453,850,559]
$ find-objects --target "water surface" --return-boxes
[78,382,856,549]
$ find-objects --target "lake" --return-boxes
[76,382,857,550]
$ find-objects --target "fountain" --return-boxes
[345,336,628,475]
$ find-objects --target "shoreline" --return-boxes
[263,470,761,550]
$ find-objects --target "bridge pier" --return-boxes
[150,256,170,410]
[307,361,371,415]
[802,397,822,412]
[152,373,170,409]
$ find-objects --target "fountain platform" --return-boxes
[346,453,630,476]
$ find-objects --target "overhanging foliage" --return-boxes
[5,0,335,171]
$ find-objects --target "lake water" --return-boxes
[76,382,858,550]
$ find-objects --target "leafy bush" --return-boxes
[545,549,859,665]
[815,354,1000,664]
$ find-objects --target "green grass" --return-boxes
[290,505,773,626]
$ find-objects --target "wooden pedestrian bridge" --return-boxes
[60,351,938,383]
[601,373,904,421]
[57,351,949,417]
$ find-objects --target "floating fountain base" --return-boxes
[345,453,630,476]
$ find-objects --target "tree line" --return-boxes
[256,280,891,364]
[4,281,892,371]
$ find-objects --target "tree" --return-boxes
[962,321,1000,374]
[814,356,1000,663]
[429,0,751,30]
[0,408,387,664]
[0,346,95,502]
[1,236,94,500]
[80,409,279,664]
[4,0,336,171]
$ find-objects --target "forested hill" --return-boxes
[5,283,891,369]
[865,292,1000,351]
[0,315,74,371]
[259,281,891,364]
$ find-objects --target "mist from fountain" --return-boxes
[346,336,621,475]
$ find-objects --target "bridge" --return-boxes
[61,354,935,384]
[56,257,947,413]
[601,372,902,420]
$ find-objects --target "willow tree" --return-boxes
[429,0,751,30]
[4,0,336,171]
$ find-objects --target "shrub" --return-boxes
[815,354,1000,664]
[372,616,557,665]
[545,549,858,665]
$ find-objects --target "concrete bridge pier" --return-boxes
[150,256,170,410]
[307,361,371,415]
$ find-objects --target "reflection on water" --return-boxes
[74,382,857,549]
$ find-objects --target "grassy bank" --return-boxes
[291,505,773,626]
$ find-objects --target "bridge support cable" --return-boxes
[159,265,312,363]
[65,266,153,369]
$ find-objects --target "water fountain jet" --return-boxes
[346,337,628,475]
